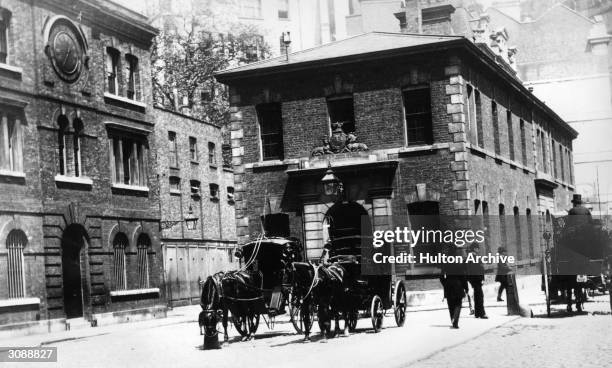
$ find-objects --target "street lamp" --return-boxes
[160,205,199,230]
[320,163,343,198]
[282,31,291,62]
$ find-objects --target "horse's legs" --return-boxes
[302,300,311,342]
[333,309,340,337]
[342,311,349,337]
[222,308,229,344]
[318,305,330,340]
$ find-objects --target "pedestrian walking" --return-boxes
[496,246,511,302]
[440,246,469,329]
[467,243,488,319]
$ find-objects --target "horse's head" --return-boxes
[200,273,223,311]
[290,262,315,293]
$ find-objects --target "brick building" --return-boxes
[216,29,577,284]
[154,108,237,306]
[0,0,166,334]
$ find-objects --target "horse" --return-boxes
[199,269,264,344]
[290,261,350,341]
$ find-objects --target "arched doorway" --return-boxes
[324,202,372,240]
[61,224,88,318]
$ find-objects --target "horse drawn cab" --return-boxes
[325,235,407,332]
[235,236,303,317]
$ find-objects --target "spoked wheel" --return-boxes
[233,314,260,337]
[370,295,384,333]
[393,281,407,327]
[347,311,358,332]
[289,296,315,334]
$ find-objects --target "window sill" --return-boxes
[104,92,147,111]
[399,143,449,154]
[209,164,218,170]
[0,297,40,308]
[190,160,199,165]
[110,288,159,297]
[55,175,93,187]
[111,183,149,193]
[170,189,182,196]
[467,143,536,173]
[0,170,25,179]
[0,63,23,79]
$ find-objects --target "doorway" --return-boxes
[61,224,87,318]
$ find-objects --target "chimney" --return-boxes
[395,0,420,33]
[421,4,456,35]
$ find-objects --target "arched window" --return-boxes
[73,118,83,177]
[112,233,128,290]
[6,229,27,298]
[58,115,69,175]
[136,233,151,289]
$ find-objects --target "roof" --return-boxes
[215,31,577,138]
[216,32,462,78]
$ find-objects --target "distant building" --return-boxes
[144,0,351,57]
[486,3,612,218]
[153,108,237,306]
[0,0,166,334]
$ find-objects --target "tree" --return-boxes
[151,17,270,127]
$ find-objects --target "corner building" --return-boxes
[0,0,165,333]
[216,32,577,287]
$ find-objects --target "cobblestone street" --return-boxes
[2,295,610,368]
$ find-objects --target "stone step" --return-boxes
[65,317,91,331]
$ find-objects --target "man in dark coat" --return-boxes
[496,247,511,301]
[440,246,469,329]
[467,243,488,319]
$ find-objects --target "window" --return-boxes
[499,204,507,253]
[73,119,83,177]
[189,137,198,161]
[327,96,355,134]
[513,206,522,260]
[0,9,10,64]
[492,101,500,155]
[278,0,289,19]
[208,142,216,166]
[112,233,128,290]
[105,47,120,95]
[520,119,527,166]
[168,131,178,168]
[403,87,432,145]
[240,0,262,18]
[125,54,140,101]
[526,208,534,258]
[227,186,235,203]
[482,201,490,253]
[466,85,478,145]
[136,234,151,289]
[209,183,219,200]
[567,149,574,185]
[538,130,546,172]
[169,176,180,192]
[0,108,23,173]
[507,110,514,161]
[559,144,565,181]
[109,134,149,187]
[256,103,284,161]
[6,229,27,298]
[348,0,360,15]
[475,91,483,148]
[552,141,558,178]
[190,180,201,197]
